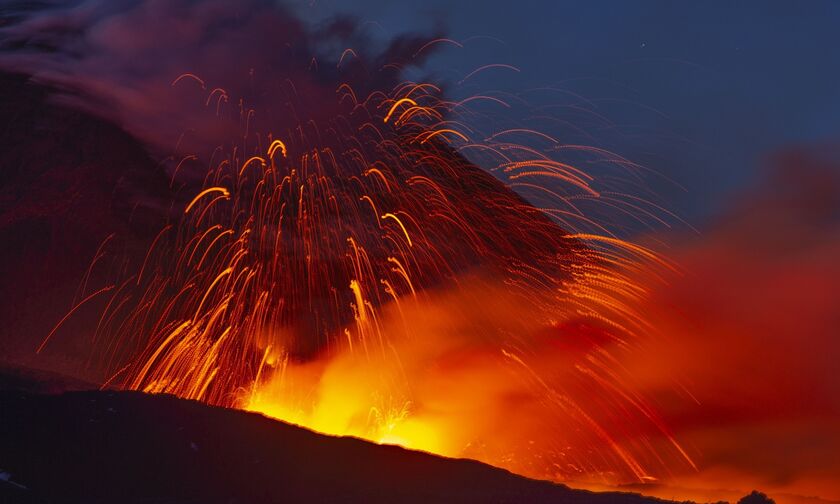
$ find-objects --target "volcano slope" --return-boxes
[0,385,689,504]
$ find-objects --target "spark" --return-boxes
[184,187,230,214]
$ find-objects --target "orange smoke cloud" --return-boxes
[620,149,840,503]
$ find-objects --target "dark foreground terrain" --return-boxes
[0,383,686,504]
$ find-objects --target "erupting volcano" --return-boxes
[39,66,694,484]
[2,1,839,504]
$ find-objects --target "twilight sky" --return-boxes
[296,0,840,224]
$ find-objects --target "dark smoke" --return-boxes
[0,0,442,156]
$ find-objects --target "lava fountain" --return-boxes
[39,49,695,486]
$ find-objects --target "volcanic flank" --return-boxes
[0,379,682,504]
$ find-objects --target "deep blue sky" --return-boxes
[294,0,840,225]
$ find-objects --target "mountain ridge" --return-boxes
[0,386,691,504]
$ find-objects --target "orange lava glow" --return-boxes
[242,273,687,482]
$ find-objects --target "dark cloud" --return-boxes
[0,0,441,157]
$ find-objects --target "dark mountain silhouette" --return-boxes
[0,383,689,504]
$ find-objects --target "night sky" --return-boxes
[301,0,840,224]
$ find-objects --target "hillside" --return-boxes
[0,388,682,504]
